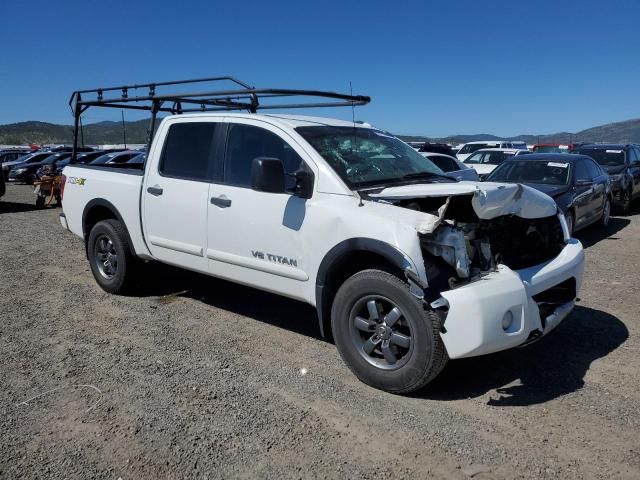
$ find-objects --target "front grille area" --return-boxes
[476,215,565,270]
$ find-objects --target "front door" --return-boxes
[143,119,223,273]
[205,119,314,301]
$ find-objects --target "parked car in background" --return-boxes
[420,152,479,181]
[463,148,528,179]
[510,141,528,150]
[418,142,458,157]
[457,141,517,161]
[69,150,123,165]
[532,144,571,153]
[2,152,52,180]
[486,153,611,234]
[89,150,141,165]
[47,145,94,153]
[0,148,32,166]
[124,152,145,167]
[571,144,640,214]
[9,152,71,184]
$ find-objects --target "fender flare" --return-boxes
[314,238,416,339]
[82,198,136,256]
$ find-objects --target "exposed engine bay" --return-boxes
[367,185,566,285]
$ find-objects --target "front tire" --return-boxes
[87,219,137,294]
[331,269,448,394]
[599,197,611,228]
[619,188,632,216]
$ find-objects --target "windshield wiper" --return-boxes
[401,171,457,181]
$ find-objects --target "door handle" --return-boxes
[210,196,231,208]
[147,186,163,196]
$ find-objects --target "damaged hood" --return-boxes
[369,181,558,225]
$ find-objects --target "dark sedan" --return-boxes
[2,152,52,180]
[8,152,71,184]
[89,150,141,165]
[571,144,640,214]
[486,153,611,234]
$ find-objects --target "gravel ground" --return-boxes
[1,183,639,479]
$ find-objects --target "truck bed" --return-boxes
[61,164,151,258]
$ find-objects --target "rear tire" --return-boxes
[87,219,138,294]
[331,269,448,394]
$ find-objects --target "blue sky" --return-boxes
[1,0,639,137]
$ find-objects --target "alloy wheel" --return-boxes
[349,296,413,370]
[94,234,118,280]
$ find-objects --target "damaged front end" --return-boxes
[367,181,584,359]
[370,182,566,288]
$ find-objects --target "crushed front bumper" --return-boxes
[438,238,585,359]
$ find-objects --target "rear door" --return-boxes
[585,158,607,219]
[143,118,223,273]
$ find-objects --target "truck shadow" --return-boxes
[420,306,627,406]
[576,216,630,249]
[135,262,323,340]
[134,266,627,406]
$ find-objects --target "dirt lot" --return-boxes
[1,183,639,479]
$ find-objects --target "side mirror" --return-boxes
[293,169,314,199]
[251,157,286,194]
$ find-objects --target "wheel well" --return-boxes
[83,205,117,241]
[82,200,135,256]
[316,250,404,340]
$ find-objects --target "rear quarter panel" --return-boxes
[61,166,150,257]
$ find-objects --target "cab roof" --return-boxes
[170,112,374,129]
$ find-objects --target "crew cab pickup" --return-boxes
[60,102,585,394]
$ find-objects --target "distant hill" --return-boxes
[0,119,152,145]
[398,118,640,145]
[1,117,639,146]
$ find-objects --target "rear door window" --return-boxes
[585,159,603,179]
[574,160,590,182]
[160,122,218,181]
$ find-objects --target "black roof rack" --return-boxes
[69,76,370,159]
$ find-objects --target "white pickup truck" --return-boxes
[59,89,585,394]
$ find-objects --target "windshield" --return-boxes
[573,148,625,166]
[465,151,510,165]
[296,126,448,188]
[487,160,571,185]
